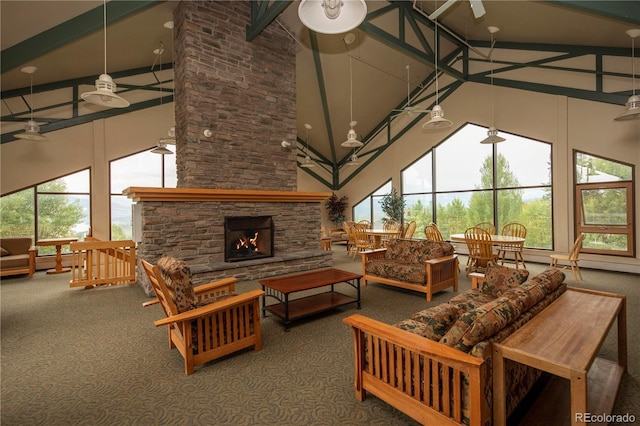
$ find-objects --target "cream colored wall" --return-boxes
[301,83,640,273]
[1,105,171,240]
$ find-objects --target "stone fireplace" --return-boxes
[129,1,333,296]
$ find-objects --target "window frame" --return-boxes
[574,151,635,257]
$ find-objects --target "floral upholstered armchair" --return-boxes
[142,257,264,375]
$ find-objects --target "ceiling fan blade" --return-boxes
[428,0,457,20]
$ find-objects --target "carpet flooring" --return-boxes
[2,248,639,425]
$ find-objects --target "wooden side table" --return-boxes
[493,287,626,425]
[36,237,78,274]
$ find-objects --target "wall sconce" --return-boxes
[281,140,291,148]
[203,129,212,137]
[298,0,367,35]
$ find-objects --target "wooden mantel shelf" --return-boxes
[123,187,332,203]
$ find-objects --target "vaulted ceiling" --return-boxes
[2,1,639,189]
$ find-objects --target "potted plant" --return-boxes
[325,193,348,227]
[380,188,405,223]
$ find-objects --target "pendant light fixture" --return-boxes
[342,33,363,148]
[298,0,367,35]
[480,26,506,144]
[151,42,173,155]
[422,20,453,130]
[300,123,316,168]
[615,29,640,121]
[346,149,360,166]
[81,0,130,108]
[15,66,48,141]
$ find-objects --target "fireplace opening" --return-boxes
[225,216,274,262]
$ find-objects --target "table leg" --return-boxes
[570,370,588,425]
[618,297,627,372]
[47,244,71,274]
[493,345,507,426]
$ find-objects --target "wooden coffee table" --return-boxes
[259,268,362,331]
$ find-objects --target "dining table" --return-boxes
[364,229,400,249]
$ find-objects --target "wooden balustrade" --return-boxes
[69,237,137,288]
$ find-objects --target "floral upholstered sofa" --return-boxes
[343,263,567,426]
[361,238,459,302]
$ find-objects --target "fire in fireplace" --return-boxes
[225,216,274,262]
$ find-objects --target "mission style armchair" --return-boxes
[141,257,264,375]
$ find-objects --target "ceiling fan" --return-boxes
[391,65,431,118]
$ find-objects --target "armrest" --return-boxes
[154,289,264,327]
[343,314,484,369]
[360,248,387,258]
[425,254,458,265]
[143,277,239,308]
[469,272,485,289]
[194,277,237,295]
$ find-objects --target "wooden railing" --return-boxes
[69,237,137,288]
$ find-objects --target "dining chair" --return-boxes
[424,223,444,242]
[403,221,417,239]
[351,224,375,259]
[358,220,372,229]
[475,221,496,235]
[497,222,527,269]
[550,233,584,284]
[342,221,358,258]
[381,220,398,247]
[464,226,498,275]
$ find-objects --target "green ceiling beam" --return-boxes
[1,1,160,74]
[359,2,464,82]
[246,1,293,42]
[1,94,173,144]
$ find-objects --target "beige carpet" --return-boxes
[2,248,638,425]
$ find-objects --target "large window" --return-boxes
[402,124,552,248]
[110,149,176,239]
[575,151,634,257]
[352,181,392,228]
[0,169,91,254]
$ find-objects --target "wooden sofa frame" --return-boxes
[0,238,37,278]
[142,260,264,375]
[343,314,489,426]
[361,248,459,302]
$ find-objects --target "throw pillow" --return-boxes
[156,257,198,313]
[530,268,566,293]
[410,303,460,340]
[0,247,9,257]
[440,296,522,352]
[480,262,529,297]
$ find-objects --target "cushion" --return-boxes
[384,239,454,264]
[0,247,9,256]
[156,257,197,313]
[365,260,425,285]
[449,289,496,313]
[440,296,522,352]
[410,303,460,340]
[480,262,530,297]
[500,281,548,313]
[529,268,566,294]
